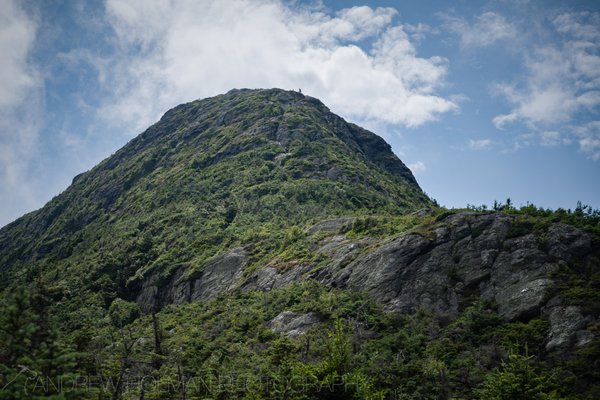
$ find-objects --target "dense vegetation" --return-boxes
[1,211,599,399]
[0,89,598,399]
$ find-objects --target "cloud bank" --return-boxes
[490,11,600,159]
[100,0,456,134]
[443,11,517,49]
[0,0,42,225]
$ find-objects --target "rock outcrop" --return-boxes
[321,213,593,325]
[544,304,594,350]
[137,247,247,312]
[136,211,597,351]
[268,311,321,337]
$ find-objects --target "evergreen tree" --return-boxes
[0,284,81,399]
[476,348,559,400]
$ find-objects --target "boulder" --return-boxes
[545,305,592,350]
[268,311,321,337]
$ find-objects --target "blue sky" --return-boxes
[1,0,599,227]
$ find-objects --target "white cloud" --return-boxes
[311,6,397,44]
[540,130,565,147]
[497,132,538,154]
[0,0,37,109]
[493,43,600,129]
[0,0,42,226]
[572,121,600,160]
[100,0,456,134]
[468,138,492,150]
[404,23,436,43]
[407,161,426,173]
[490,11,600,160]
[578,137,600,160]
[553,11,600,42]
[441,9,599,160]
[443,12,516,49]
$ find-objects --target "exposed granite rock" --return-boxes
[136,277,160,313]
[494,278,554,320]
[330,232,449,313]
[482,233,559,319]
[242,234,375,294]
[268,311,321,337]
[411,208,434,217]
[321,213,593,322]
[243,263,314,292]
[547,224,592,261]
[326,166,345,181]
[307,218,353,236]
[314,235,374,275]
[137,247,246,312]
[165,268,192,305]
[190,247,246,301]
[575,330,596,347]
[545,305,593,350]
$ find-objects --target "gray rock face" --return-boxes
[136,247,247,312]
[411,208,433,217]
[167,268,193,305]
[243,263,315,292]
[268,311,321,337]
[326,166,346,181]
[321,213,593,322]
[545,305,594,350]
[494,278,554,320]
[191,247,246,301]
[307,218,353,236]
[331,233,451,314]
[241,230,374,294]
[546,224,592,261]
[314,234,374,277]
[136,277,160,313]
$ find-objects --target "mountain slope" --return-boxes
[0,88,429,296]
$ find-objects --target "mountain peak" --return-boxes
[0,88,429,287]
[96,87,425,212]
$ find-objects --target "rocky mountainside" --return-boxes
[0,88,428,296]
[136,209,598,352]
[0,89,598,399]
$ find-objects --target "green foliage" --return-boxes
[492,319,549,356]
[322,319,351,376]
[108,298,140,328]
[344,214,428,239]
[0,277,598,399]
[445,301,503,344]
[551,257,600,315]
[0,89,431,305]
[476,349,559,400]
[0,284,82,399]
[467,199,600,235]
[561,336,600,398]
